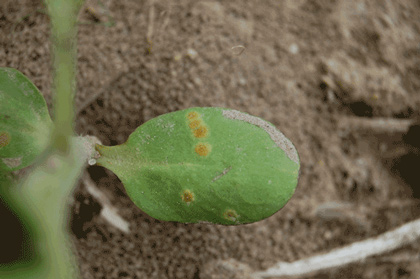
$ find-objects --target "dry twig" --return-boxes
[339,117,413,134]
[146,0,156,53]
[252,218,420,278]
[231,45,246,56]
[83,173,130,233]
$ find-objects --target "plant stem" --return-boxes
[46,0,83,153]
[0,137,91,279]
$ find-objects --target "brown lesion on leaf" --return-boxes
[223,209,239,222]
[186,111,200,121]
[193,125,208,138]
[0,131,11,148]
[186,110,210,138]
[222,109,299,164]
[195,142,211,156]
[181,189,195,205]
[189,119,201,129]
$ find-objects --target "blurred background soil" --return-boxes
[1,0,420,278]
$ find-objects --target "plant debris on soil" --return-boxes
[1,0,420,278]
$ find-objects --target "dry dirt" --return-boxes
[2,0,420,278]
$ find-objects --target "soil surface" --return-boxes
[2,0,420,278]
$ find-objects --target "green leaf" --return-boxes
[0,68,53,171]
[96,107,300,225]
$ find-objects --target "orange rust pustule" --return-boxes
[188,119,201,129]
[223,209,239,221]
[193,125,208,138]
[0,132,11,148]
[195,143,211,156]
[181,190,195,203]
[186,111,200,121]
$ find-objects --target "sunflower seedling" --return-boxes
[0,69,300,224]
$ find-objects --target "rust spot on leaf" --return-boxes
[181,190,195,205]
[186,111,200,121]
[193,125,208,138]
[0,132,11,148]
[195,143,211,156]
[189,119,201,129]
[223,209,239,222]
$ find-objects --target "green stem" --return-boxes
[46,0,83,153]
[0,138,90,279]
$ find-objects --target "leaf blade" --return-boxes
[97,107,300,225]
